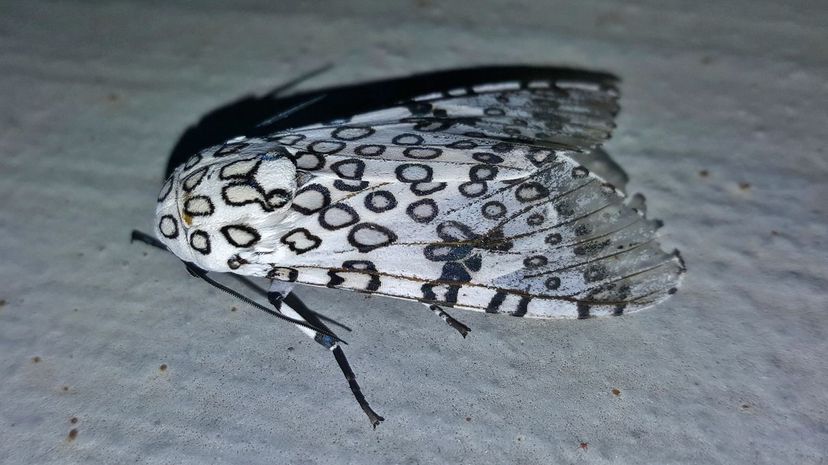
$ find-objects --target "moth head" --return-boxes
[154,143,297,272]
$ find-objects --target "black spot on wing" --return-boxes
[364,191,398,213]
[347,223,397,253]
[220,224,261,248]
[319,203,360,230]
[158,215,178,239]
[280,228,322,254]
[330,159,366,180]
[189,230,211,255]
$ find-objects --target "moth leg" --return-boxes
[424,304,471,338]
[232,275,352,332]
[268,281,384,428]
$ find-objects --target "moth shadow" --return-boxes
[165,65,628,190]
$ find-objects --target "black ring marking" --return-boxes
[332,126,375,141]
[294,151,326,171]
[523,255,548,268]
[406,199,439,224]
[308,140,346,154]
[347,223,398,253]
[157,177,173,202]
[572,166,590,178]
[184,153,202,170]
[158,214,178,239]
[354,144,386,156]
[213,142,249,157]
[280,228,322,254]
[459,181,488,198]
[219,158,261,180]
[364,191,397,213]
[183,195,215,217]
[545,276,561,290]
[182,167,207,192]
[319,203,360,231]
[395,163,433,183]
[446,139,478,149]
[267,134,305,146]
[410,182,446,196]
[403,147,443,160]
[220,224,261,248]
[515,182,549,202]
[545,232,563,245]
[472,152,504,164]
[469,165,498,182]
[330,158,366,180]
[392,133,424,146]
[291,183,331,215]
[189,230,211,255]
[481,201,506,219]
[526,213,545,226]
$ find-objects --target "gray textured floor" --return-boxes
[1,1,826,464]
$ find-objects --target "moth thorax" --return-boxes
[154,153,297,272]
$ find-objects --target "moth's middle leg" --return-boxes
[268,281,384,428]
[424,304,471,337]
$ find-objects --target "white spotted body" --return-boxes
[155,76,684,320]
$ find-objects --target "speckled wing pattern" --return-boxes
[230,77,683,318]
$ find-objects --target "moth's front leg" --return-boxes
[268,281,384,428]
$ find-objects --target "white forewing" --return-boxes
[263,85,619,183]
[157,74,684,318]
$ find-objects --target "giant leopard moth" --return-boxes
[133,66,685,427]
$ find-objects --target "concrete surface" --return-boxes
[1,1,826,464]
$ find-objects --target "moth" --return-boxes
[133,66,685,427]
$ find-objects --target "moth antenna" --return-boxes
[255,94,327,129]
[284,293,353,333]
[264,63,333,98]
[131,229,170,252]
[130,230,345,344]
